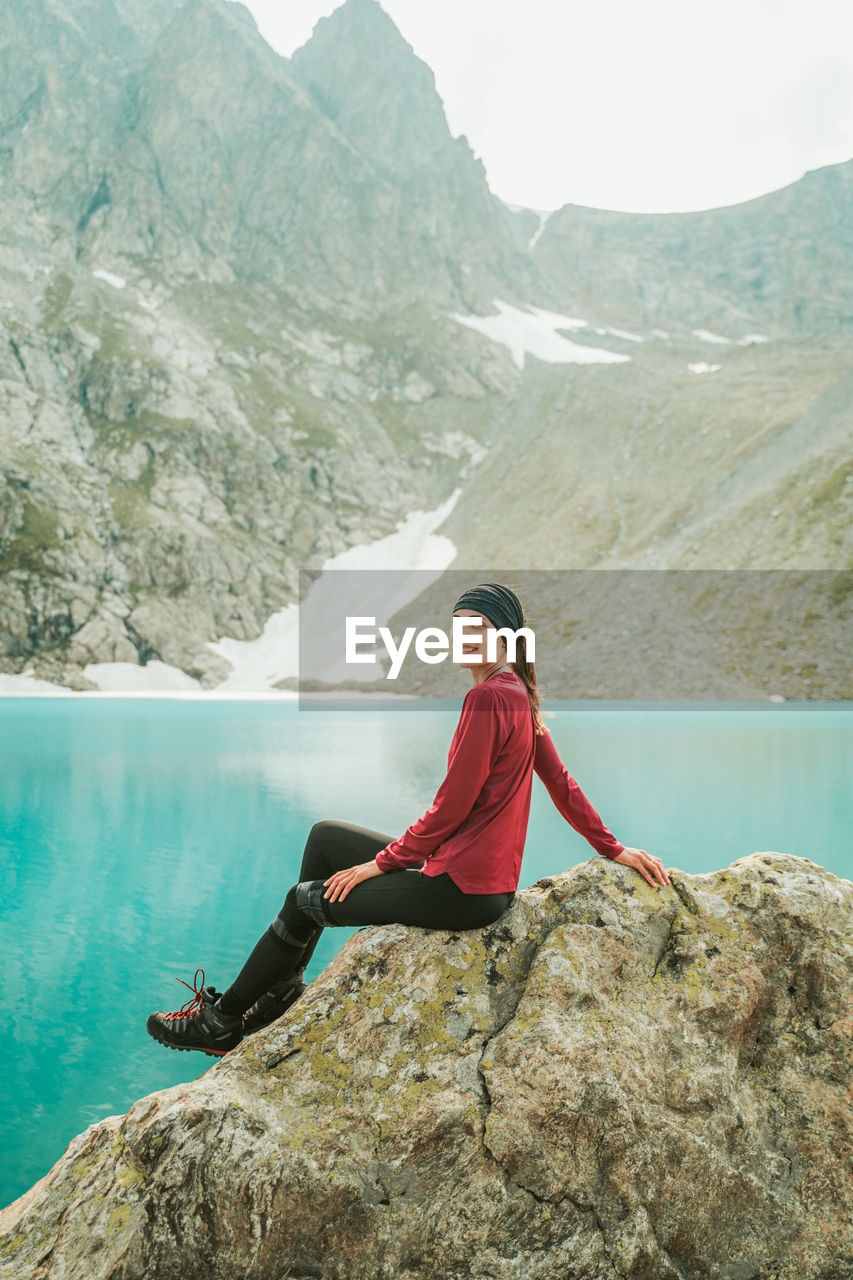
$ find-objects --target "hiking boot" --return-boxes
[242,974,308,1036]
[146,967,244,1058]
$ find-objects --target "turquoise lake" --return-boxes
[0,697,850,1209]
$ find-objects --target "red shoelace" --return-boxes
[160,967,209,1022]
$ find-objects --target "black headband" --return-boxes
[451,582,524,636]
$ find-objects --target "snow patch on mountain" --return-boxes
[450,301,631,370]
[91,268,127,289]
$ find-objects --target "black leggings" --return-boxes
[218,819,515,1016]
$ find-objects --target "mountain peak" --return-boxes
[290,0,453,181]
[306,0,408,45]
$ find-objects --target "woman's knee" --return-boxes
[300,821,343,880]
[307,819,341,850]
[283,881,336,928]
[271,895,312,948]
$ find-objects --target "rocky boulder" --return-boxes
[1,851,850,1279]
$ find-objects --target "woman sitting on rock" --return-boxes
[146,581,669,1057]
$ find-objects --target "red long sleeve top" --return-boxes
[373,670,625,893]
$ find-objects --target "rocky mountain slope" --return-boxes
[0,0,850,692]
[1,851,850,1279]
[529,160,853,337]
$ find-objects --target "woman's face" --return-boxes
[452,608,507,673]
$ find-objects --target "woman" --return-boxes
[146,582,669,1057]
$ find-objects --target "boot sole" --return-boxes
[146,1017,241,1057]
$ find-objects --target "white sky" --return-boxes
[236,0,853,214]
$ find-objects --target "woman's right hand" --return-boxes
[323,858,385,904]
[612,847,671,887]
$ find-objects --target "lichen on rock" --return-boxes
[1,851,851,1280]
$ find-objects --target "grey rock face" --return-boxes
[1,852,850,1278]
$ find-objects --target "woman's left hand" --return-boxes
[324,859,385,904]
[613,846,671,887]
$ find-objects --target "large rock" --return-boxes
[1,851,850,1279]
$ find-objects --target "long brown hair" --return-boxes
[503,595,549,736]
